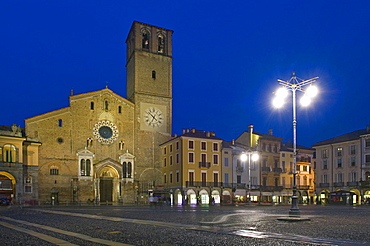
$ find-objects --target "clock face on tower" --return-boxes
[93,120,119,144]
[144,107,163,128]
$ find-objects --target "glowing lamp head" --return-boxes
[251,153,259,162]
[276,87,288,98]
[300,94,312,107]
[273,96,285,108]
[240,153,248,162]
[306,85,318,98]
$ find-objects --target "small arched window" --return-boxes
[157,34,165,53]
[87,138,93,148]
[104,100,109,111]
[142,29,150,49]
[152,70,156,79]
[123,162,127,178]
[3,144,16,163]
[80,159,86,176]
[58,119,63,127]
[91,102,94,110]
[128,162,132,178]
[119,141,124,150]
[118,106,122,113]
[86,159,91,176]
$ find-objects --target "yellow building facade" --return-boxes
[161,129,223,205]
[0,125,41,205]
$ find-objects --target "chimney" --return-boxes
[367,125,370,132]
[232,139,235,145]
[268,128,273,136]
[248,124,254,147]
[206,131,211,137]
[211,131,215,136]
[191,128,196,133]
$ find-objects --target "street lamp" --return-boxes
[272,72,318,217]
[240,151,259,205]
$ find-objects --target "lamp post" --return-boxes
[272,72,318,217]
[240,150,259,205]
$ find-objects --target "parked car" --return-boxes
[0,197,11,205]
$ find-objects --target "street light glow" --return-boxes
[272,96,285,108]
[306,85,318,98]
[300,94,311,107]
[276,87,289,98]
[240,153,248,162]
[251,153,259,162]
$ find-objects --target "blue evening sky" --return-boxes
[1,1,369,147]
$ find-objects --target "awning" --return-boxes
[248,191,260,196]
[281,191,293,196]
[262,192,273,196]
[234,189,246,196]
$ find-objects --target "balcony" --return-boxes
[199,162,210,169]
[273,168,282,173]
[261,167,271,172]
[0,162,17,167]
[347,181,359,187]
[319,183,329,187]
[363,162,370,168]
[297,185,310,190]
[261,186,283,192]
[360,181,370,188]
[236,166,244,173]
[235,183,246,189]
[186,181,222,187]
[333,182,344,187]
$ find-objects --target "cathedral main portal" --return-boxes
[100,178,113,202]
[97,165,120,204]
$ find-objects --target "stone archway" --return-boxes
[319,189,330,204]
[0,172,16,204]
[199,189,209,205]
[350,189,361,204]
[98,166,120,204]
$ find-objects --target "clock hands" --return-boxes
[147,111,157,122]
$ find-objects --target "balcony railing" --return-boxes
[297,185,310,190]
[360,181,370,187]
[261,186,283,192]
[186,181,222,187]
[319,183,329,187]
[261,167,271,172]
[273,168,282,173]
[363,162,370,167]
[236,166,244,172]
[185,182,304,191]
[199,162,210,169]
[347,181,359,186]
[0,162,17,167]
[333,182,345,187]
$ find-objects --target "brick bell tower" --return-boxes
[125,21,173,192]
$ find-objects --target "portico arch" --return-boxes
[350,189,360,204]
[0,172,16,203]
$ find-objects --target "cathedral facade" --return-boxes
[25,21,173,204]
